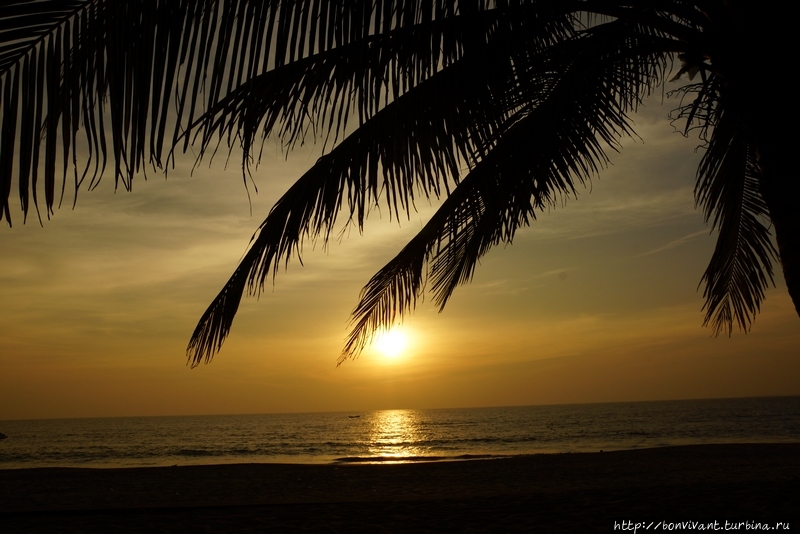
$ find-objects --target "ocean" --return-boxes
[1,396,798,469]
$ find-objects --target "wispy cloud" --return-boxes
[640,229,709,256]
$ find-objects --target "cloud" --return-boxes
[640,229,709,256]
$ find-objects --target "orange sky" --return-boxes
[1,94,799,421]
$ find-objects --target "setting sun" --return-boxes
[374,329,409,358]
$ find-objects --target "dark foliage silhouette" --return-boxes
[0,1,795,366]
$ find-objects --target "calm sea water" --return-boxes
[1,397,798,469]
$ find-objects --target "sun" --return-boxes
[374,329,408,358]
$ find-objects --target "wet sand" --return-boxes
[1,444,798,532]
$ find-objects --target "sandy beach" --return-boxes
[1,443,798,532]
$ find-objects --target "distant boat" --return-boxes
[348,415,360,419]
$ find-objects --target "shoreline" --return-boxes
[6,438,800,471]
[2,443,798,531]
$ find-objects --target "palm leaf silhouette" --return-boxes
[0,1,794,366]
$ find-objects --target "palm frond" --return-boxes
[6,1,782,364]
[4,0,456,224]
[185,2,593,366]
[183,1,580,174]
[0,0,227,223]
[2,0,86,224]
[670,67,778,334]
[341,18,677,361]
[694,92,777,334]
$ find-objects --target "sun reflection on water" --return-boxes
[367,410,429,460]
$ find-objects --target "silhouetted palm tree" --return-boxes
[1,1,795,365]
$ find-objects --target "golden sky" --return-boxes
[1,95,799,420]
